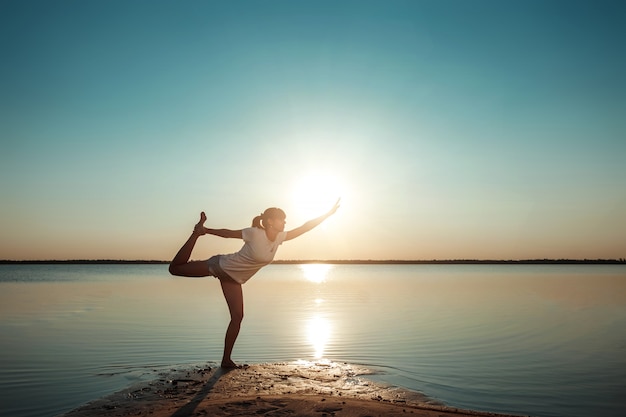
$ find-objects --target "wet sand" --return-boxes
[61,361,522,417]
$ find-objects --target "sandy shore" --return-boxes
[61,361,523,417]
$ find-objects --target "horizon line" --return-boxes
[1,258,625,265]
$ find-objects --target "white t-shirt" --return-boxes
[219,227,287,284]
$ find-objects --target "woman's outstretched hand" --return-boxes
[327,198,341,217]
[285,198,341,241]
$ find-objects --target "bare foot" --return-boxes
[220,359,240,369]
[193,212,207,235]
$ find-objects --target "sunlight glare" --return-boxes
[306,314,331,359]
[300,263,332,283]
[291,173,343,220]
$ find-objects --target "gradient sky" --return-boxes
[1,0,625,261]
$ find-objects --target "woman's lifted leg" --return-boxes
[169,212,211,277]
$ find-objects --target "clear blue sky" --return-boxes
[1,0,624,261]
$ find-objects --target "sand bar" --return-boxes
[61,361,524,417]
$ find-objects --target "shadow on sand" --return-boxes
[169,367,234,417]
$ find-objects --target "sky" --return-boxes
[1,0,625,261]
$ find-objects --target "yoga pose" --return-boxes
[169,200,340,368]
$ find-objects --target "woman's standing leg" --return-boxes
[219,278,244,368]
[169,212,211,277]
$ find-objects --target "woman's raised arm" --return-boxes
[285,199,340,241]
[192,212,243,239]
[204,228,243,239]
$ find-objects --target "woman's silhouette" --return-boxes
[169,200,340,368]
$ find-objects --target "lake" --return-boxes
[0,263,625,417]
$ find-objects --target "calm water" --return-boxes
[0,264,625,417]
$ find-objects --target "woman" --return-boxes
[169,200,340,368]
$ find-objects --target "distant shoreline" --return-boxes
[1,259,625,265]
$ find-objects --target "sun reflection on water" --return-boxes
[298,264,334,358]
[306,314,331,359]
[299,263,332,283]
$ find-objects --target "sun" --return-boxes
[291,173,344,220]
